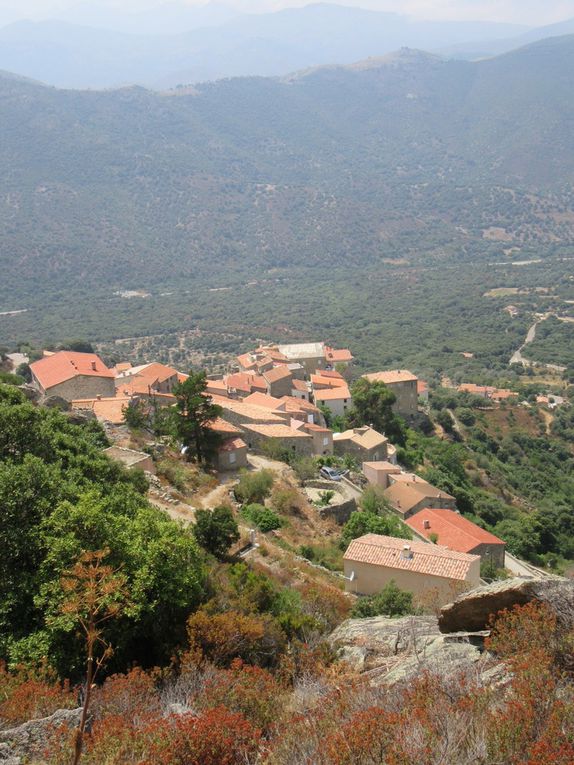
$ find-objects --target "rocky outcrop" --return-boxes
[0,708,81,760]
[328,615,493,684]
[439,577,574,634]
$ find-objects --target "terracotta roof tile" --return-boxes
[263,366,293,384]
[71,396,131,424]
[344,534,479,581]
[333,426,386,450]
[406,509,505,554]
[313,386,351,401]
[384,481,454,515]
[219,437,247,452]
[242,423,312,439]
[324,346,353,362]
[363,370,418,385]
[31,351,114,390]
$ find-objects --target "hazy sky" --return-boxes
[0,0,573,26]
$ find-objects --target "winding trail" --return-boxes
[509,314,566,372]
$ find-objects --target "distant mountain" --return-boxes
[439,16,574,60]
[1,32,573,320]
[0,3,528,89]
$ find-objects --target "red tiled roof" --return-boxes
[324,347,353,362]
[344,534,479,581]
[291,379,309,392]
[209,417,241,435]
[219,437,247,452]
[236,353,257,370]
[311,374,348,389]
[243,392,286,410]
[263,366,292,384]
[319,369,344,379]
[71,396,131,424]
[31,351,114,390]
[242,423,312,439]
[406,509,505,554]
[313,386,351,401]
[417,380,428,395]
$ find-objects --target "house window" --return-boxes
[323,437,329,446]
[229,453,237,464]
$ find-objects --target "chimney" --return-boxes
[91,361,97,371]
[96,394,102,401]
[423,519,430,529]
[402,544,413,560]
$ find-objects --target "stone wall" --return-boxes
[39,374,116,402]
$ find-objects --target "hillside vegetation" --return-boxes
[1,36,574,374]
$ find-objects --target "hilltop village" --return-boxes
[22,340,563,605]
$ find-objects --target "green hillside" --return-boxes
[1,37,574,372]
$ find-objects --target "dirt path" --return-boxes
[510,313,567,372]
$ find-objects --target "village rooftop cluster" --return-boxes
[29,342,512,606]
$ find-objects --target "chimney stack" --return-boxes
[91,361,97,371]
[402,544,413,560]
[423,519,430,529]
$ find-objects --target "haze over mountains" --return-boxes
[1,32,574,324]
[0,1,567,89]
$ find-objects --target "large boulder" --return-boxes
[329,615,441,671]
[439,577,574,634]
[0,708,81,759]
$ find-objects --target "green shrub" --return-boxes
[241,504,282,533]
[340,511,411,549]
[194,505,240,558]
[351,580,415,618]
[235,469,274,505]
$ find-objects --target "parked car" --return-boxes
[320,466,342,481]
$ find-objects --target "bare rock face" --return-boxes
[329,615,441,671]
[0,708,81,759]
[329,615,491,685]
[439,577,574,634]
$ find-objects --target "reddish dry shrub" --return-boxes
[0,662,73,725]
[197,658,286,731]
[144,706,261,765]
[486,601,556,660]
[91,667,161,723]
[185,609,286,668]
[324,707,403,765]
[297,580,351,632]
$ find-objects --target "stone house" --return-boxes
[262,366,293,397]
[115,362,180,395]
[299,421,334,455]
[406,508,506,568]
[216,437,248,471]
[30,351,116,402]
[333,426,388,462]
[362,461,402,489]
[240,423,314,457]
[343,533,480,607]
[383,479,457,520]
[362,370,419,418]
[313,385,352,418]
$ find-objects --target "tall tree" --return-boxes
[347,378,406,445]
[172,371,223,464]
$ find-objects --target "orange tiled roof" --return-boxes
[407,509,505,554]
[363,370,418,385]
[384,480,454,514]
[210,395,286,423]
[313,386,351,401]
[243,392,287,410]
[31,351,114,390]
[334,426,387,450]
[278,395,319,413]
[417,380,428,395]
[311,374,348,389]
[324,346,353,362]
[263,366,292,384]
[219,437,247,452]
[242,423,312,439]
[236,353,257,370]
[291,379,309,392]
[71,396,131,424]
[344,534,478,581]
[209,417,242,435]
[319,369,344,379]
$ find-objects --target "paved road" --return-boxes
[505,551,559,579]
